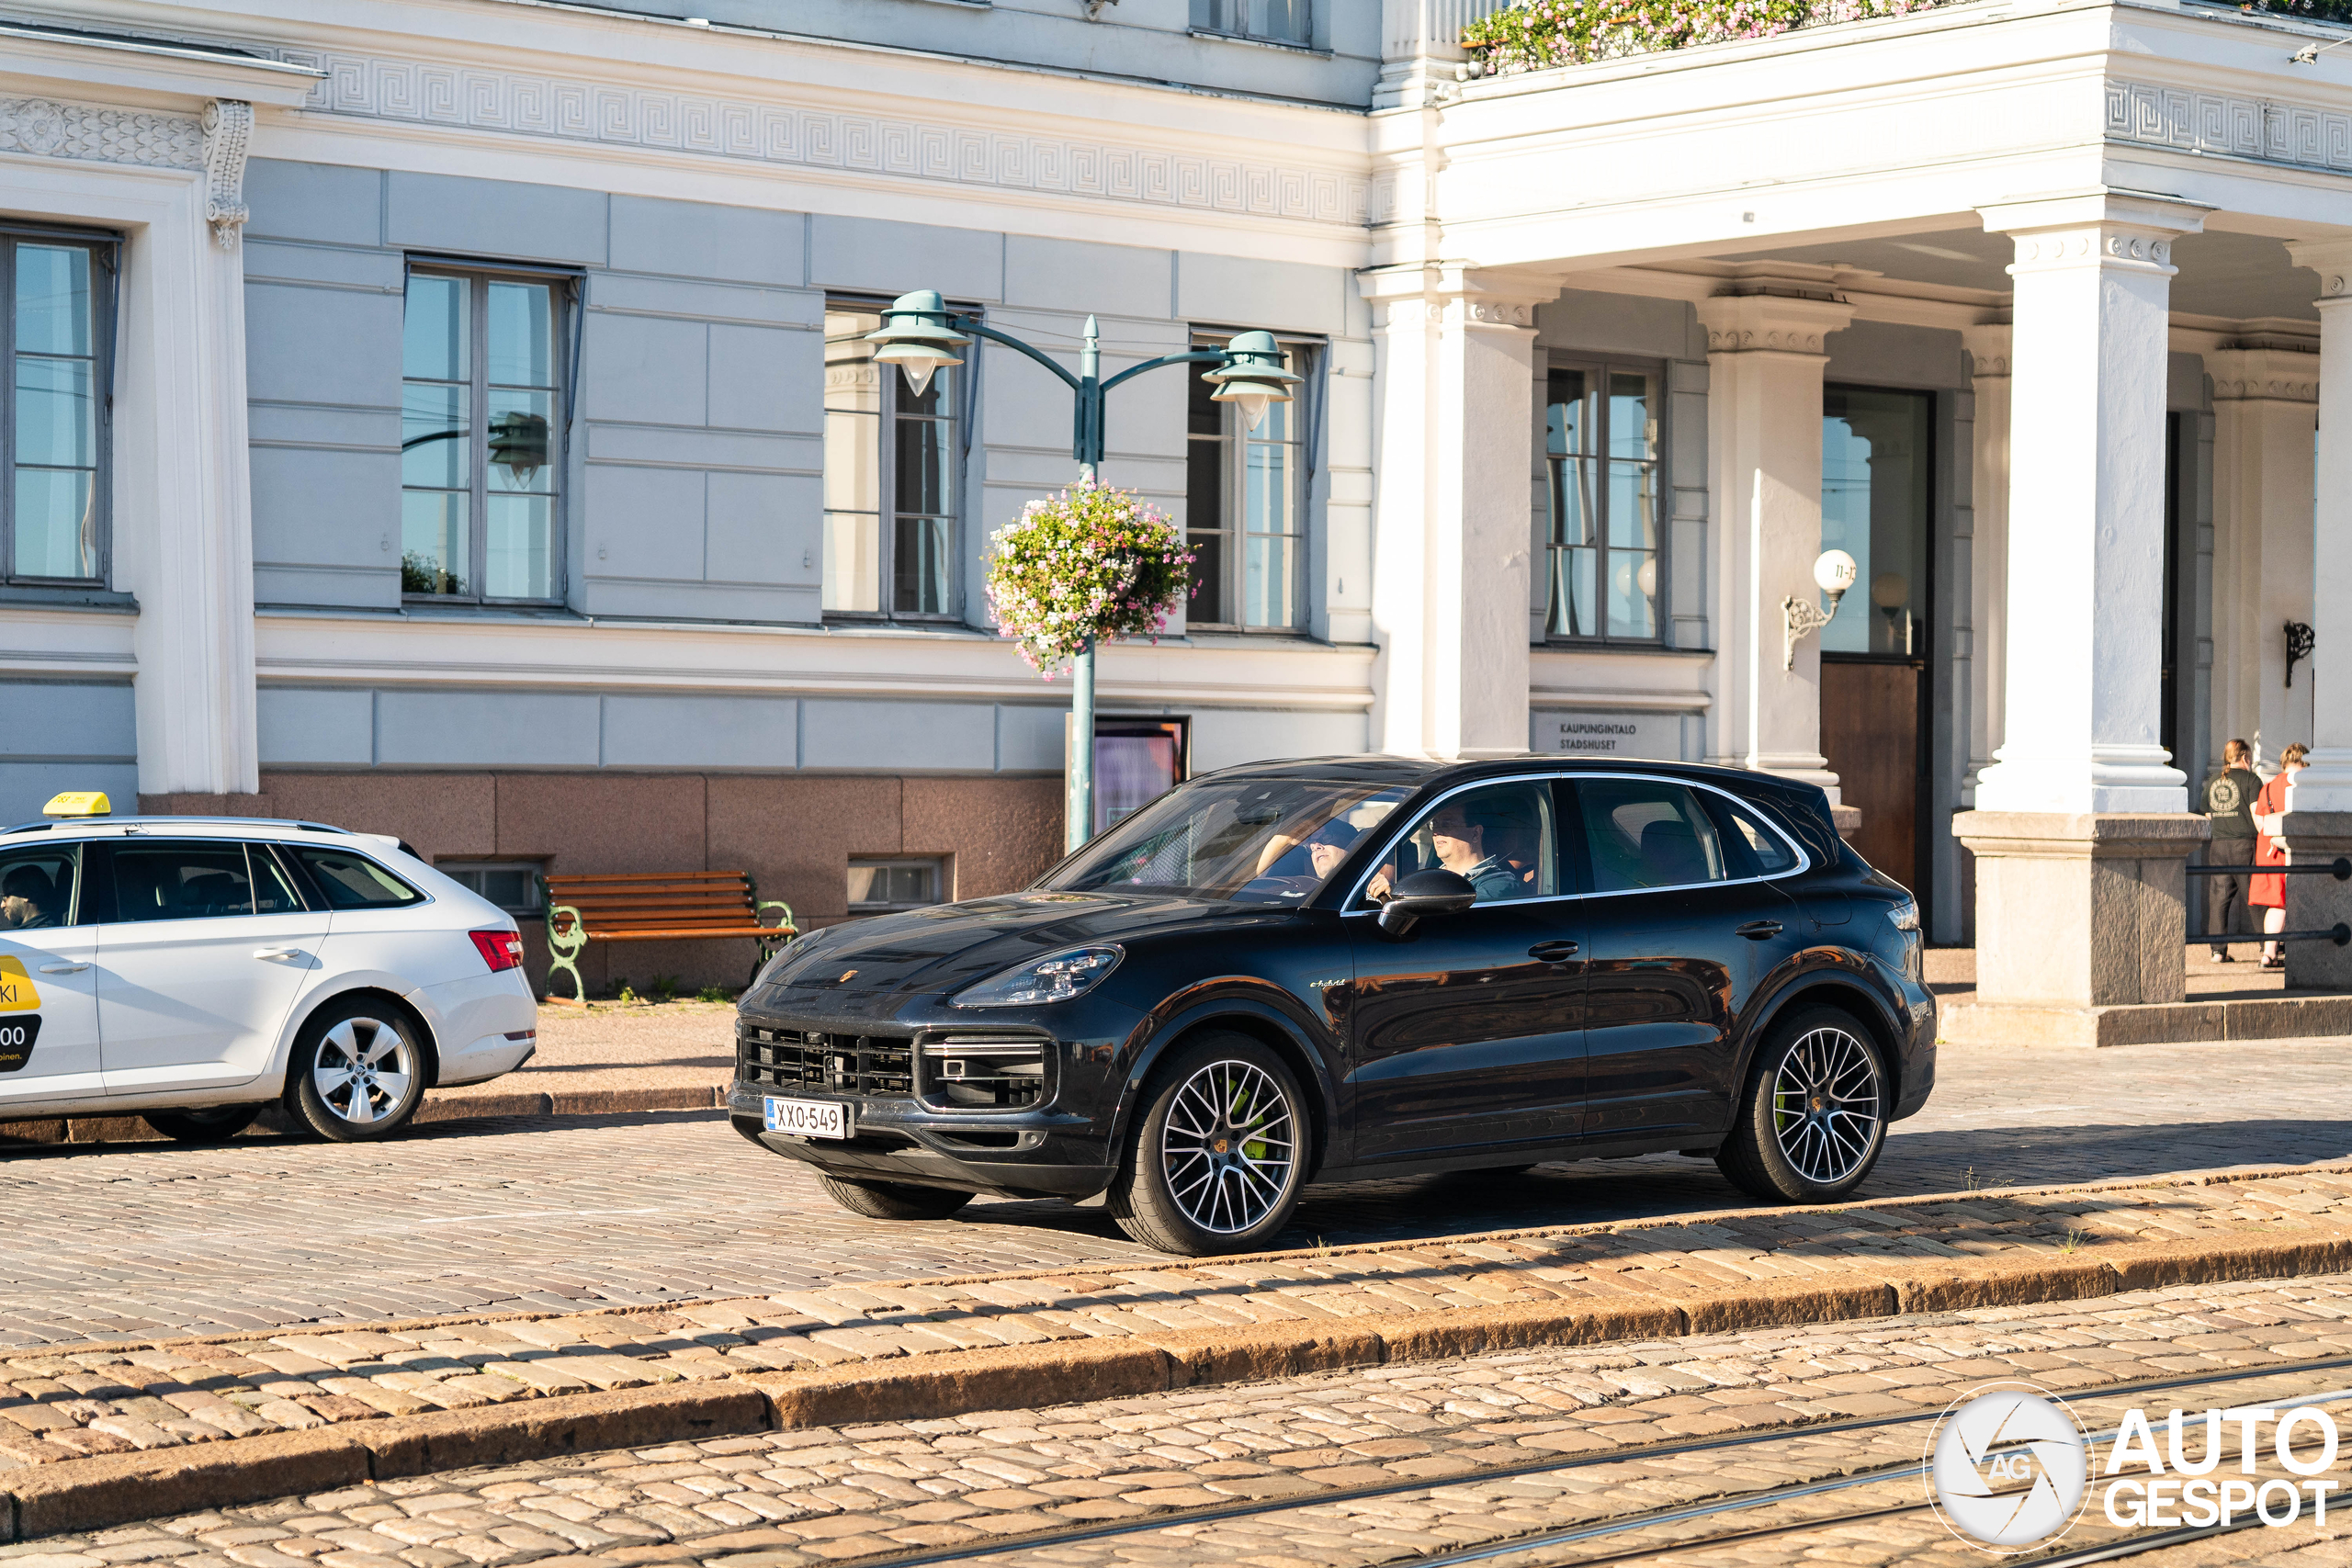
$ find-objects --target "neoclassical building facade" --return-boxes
[4,0,2348,1013]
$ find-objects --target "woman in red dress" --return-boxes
[2251,742,2308,969]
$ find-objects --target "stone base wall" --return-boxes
[143,772,1066,998]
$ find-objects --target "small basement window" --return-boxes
[441,863,545,913]
[848,858,942,913]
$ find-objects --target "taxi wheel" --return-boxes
[1108,1032,1309,1257]
[817,1175,974,1221]
[289,1000,426,1142]
[1716,1006,1888,1204]
[142,1105,262,1145]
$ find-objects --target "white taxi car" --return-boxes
[0,794,537,1143]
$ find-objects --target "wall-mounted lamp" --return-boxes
[2288,620,2316,688]
[1783,550,1858,671]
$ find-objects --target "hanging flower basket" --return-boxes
[983,481,1193,678]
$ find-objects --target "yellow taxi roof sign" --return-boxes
[41,791,110,818]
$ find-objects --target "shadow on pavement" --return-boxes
[955,1118,2352,1250]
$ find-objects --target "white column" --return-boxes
[1961,323,2010,806]
[2282,243,2352,810]
[1694,290,1855,800]
[1970,195,2204,816]
[2206,344,2318,772]
[127,105,260,803]
[1364,265,1550,759]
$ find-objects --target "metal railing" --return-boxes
[2186,858,2352,947]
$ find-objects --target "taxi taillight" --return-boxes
[469,929,525,972]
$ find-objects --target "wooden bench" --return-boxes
[541,871,796,1003]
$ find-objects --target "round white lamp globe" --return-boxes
[1814,550,1858,597]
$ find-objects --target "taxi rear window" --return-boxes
[291,847,424,909]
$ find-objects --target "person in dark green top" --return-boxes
[2202,738,2261,962]
[1428,802,1524,903]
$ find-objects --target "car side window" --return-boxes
[248,845,311,915]
[1700,795,1802,878]
[291,847,424,909]
[1571,778,1731,893]
[108,842,259,923]
[1359,781,1559,907]
[0,844,80,931]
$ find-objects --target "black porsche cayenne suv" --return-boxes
[729,756,1936,1256]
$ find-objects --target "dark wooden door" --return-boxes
[1820,660,1924,896]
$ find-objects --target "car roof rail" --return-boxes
[0,815,355,835]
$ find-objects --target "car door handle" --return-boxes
[1527,941,1580,963]
[1735,919,1784,941]
[253,947,303,961]
[36,962,88,974]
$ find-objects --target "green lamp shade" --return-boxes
[865,289,971,396]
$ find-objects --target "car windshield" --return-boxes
[1045,777,1410,904]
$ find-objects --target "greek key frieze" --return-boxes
[2106,79,2352,175]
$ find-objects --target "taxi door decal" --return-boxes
[0,956,42,1072]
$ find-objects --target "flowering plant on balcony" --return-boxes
[2238,0,2352,21]
[983,481,1193,678]
[1463,0,1949,71]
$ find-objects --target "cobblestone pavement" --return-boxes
[3,1036,2351,1347]
[26,1273,2352,1565]
[6,1156,2352,1464]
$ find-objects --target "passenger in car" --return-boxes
[1,866,61,930]
[1251,818,1361,883]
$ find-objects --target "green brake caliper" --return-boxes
[1232,1080,1270,1162]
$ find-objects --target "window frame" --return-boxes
[85,839,301,925]
[846,856,947,914]
[2,224,118,590]
[1184,329,1316,636]
[1189,0,1315,48]
[821,295,967,626]
[278,842,429,912]
[0,840,84,928]
[1339,773,1809,913]
[400,259,575,607]
[436,861,548,915]
[1543,358,1669,648]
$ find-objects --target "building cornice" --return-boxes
[252,611,1379,712]
[0,17,321,107]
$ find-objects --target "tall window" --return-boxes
[4,232,110,584]
[1545,364,1663,642]
[1191,0,1311,45]
[822,303,958,619]
[401,267,565,602]
[1187,335,1307,632]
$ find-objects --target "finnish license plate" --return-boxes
[764,1096,849,1139]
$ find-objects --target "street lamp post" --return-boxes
[863,292,1300,852]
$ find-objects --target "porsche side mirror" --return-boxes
[1376,869,1478,938]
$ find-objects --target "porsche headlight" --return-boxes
[953,945,1124,1008]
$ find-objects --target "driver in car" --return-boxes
[1368,803,1521,904]
[1,865,61,930]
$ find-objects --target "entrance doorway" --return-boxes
[1818,386,1933,901]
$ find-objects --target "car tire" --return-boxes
[817,1175,974,1222]
[288,998,428,1143]
[1716,1005,1888,1204]
[1107,1032,1310,1257]
[141,1105,263,1145]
